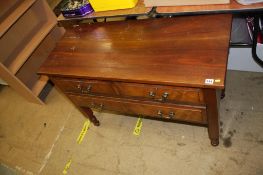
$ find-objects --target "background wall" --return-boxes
[228,47,263,73]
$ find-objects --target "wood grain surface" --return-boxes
[156,0,263,14]
[39,14,232,89]
[68,94,207,124]
[53,77,204,105]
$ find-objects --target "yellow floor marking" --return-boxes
[62,159,72,175]
[133,117,143,136]
[76,120,91,144]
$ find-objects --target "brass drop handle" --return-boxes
[161,92,169,101]
[82,84,92,93]
[99,103,104,111]
[149,91,156,97]
[77,84,82,92]
[90,102,95,108]
[168,112,175,119]
[87,84,92,92]
[157,110,163,117]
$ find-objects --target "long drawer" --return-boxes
[53,78,204,105]
[68,94,207,124]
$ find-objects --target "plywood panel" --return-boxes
[0,0,57,74]
[0,63,43,104]
[0,1,22,22]
[0,0,63,104]
[16,26,65,96]
[0,0,36,37]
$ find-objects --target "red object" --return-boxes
[258,32,263,43]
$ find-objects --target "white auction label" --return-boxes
[205,79,214,85]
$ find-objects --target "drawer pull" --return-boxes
[82,84,92,93]
[157,110,163,117]
[169,112,175,119]
[90,102,95,108]
[161,92,169,101]
[99,104,104,111]
[77,84,82,90]
[87,85,92,92]
[149,91,156,97]
[90,103,104,111]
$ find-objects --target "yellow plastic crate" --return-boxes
[89,0,138,12]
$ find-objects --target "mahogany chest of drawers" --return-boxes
[39,14,232,146]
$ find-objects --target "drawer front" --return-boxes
[53,78,204,105]
[113,82,204,104]
[52,78,116,96]
[68,94,207,124]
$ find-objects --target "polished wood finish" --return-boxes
[57,0,152,21]
[52,78,116,96]
[68,94,207,124]
[156,0,263,14]
[52,78,204,105]
[40,14,232,145]
[204,89,220,146]
[112,82,204,104]
[40,14,231,89]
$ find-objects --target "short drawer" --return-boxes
[112,82,204,104]
[52,78,116,96]
[68,94,207,124]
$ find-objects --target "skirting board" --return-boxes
[227,46,263,72]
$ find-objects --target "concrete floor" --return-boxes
[0,70,262,175]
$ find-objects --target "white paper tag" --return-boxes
[205,79,214,85]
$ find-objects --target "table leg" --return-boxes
[204,89,219,146]
[81,107,100,126]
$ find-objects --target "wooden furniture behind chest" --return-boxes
[39,14,232,146]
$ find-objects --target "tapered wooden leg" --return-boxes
[204,89,219,146]
[81,107,100,126]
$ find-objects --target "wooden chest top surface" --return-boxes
[39,14,232,89]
